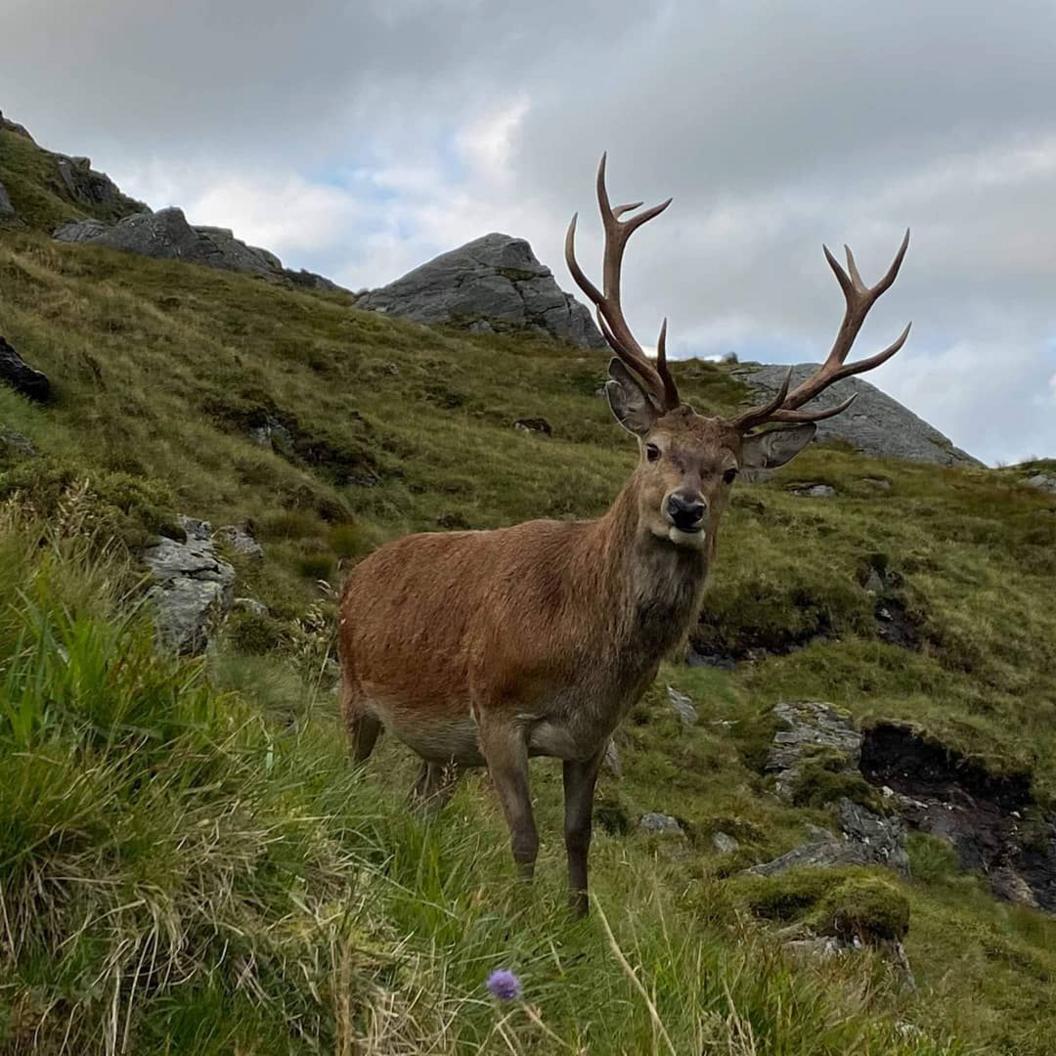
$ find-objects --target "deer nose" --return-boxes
[666,492,707,532]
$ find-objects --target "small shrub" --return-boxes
[907,832,961,884]
[225,610,286,655]
[814,877,910,944]
[296,553,335,580]
[594,793,631,836]
[737,869,835,922]
[328,521,378,560]
[787,747,885,811]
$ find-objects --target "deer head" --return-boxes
[566,155,911,550]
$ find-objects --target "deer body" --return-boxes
[341,473,711,767]
[340,157,911,915]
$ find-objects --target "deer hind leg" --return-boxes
[478,721,538,879]
[409,760,461,815]
[340,676,382,763]
[563,746,606,917]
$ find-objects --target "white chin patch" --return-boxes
[667,526,708,550]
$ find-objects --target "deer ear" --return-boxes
[741,423,817,469]
[606,359,661,436]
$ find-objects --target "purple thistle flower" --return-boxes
[486,968,522,1001]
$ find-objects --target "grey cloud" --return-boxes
[3,0,1054,462]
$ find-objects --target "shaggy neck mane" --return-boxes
[585,470,711,659]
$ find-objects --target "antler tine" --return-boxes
[779,228,910,412]
[564,154,679,410]
[731,230,910,432]
[655,318,680,410]
[729,367,793,431]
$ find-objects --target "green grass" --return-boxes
[0,511,967,1055]
[3,126,1056,1052]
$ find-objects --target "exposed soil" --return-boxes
[861,723,1056,910]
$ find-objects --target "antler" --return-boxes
[565,154,680,411]
[730,230,911,431]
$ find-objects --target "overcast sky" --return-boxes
[5,0,1055,464]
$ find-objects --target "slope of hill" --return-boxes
[2,119,1056,1054]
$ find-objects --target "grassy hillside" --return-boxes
[2,127,1056,1052]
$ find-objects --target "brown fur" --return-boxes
[338,403,783,914]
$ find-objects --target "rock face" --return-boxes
[54,208,343,290]
[1025,472,1056,494]
[0,110,35,142]
[732,364,982,468]
[751,701,910,876]
[54,154,144,217]
[0,337,51,402]
[142,517,235,655]
[861,723,1056,911]
[357,233,605,347]
[0,179,14,219]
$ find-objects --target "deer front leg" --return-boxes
[563,746,606,917]
[479,722,538,879]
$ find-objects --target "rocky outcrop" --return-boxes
[732,364,982,468]
[0,337,51,402]
[53,154,146,218]
[54,208,344,290]
[143,517,235,655]
[356,233,604,347]
[0,179,14,219]
[1025,472,1056,494]
[751,701,910,875]
[861,723,1056,911]
[0,110,35,142]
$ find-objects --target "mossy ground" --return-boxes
[2,132,1056,1051]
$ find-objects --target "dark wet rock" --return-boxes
[733,363,982,467]
[666,685,699,727]
[513,416,552,436]
[356,233,605,347]
[874,597,921,649]
[0,337,51,402]
[143,516,235,655]
[638,812,684,836]
[861,722,1056,910]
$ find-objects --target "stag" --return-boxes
[338,156,910,915]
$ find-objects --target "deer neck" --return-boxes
[593,472,712,659]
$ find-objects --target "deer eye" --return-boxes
[723,467,739,485]
[645,443,661,463]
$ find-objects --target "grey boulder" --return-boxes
[638,812,684,836]
[1025,472,1056,494]
[356,233,605,348]
[143,517,235,655]
[732,364,982,468]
